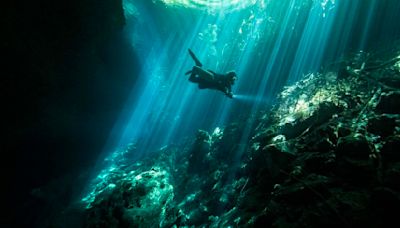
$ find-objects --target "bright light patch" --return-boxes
[294,99,309,114]
[213,127,221,135]
[160,0,258,12]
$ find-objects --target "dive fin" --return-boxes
[188,49,203,67]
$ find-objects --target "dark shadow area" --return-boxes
[2,0,140,226]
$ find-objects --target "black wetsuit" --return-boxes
[188,68,233,97]
[186,49,236,98]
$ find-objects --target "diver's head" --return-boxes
[227,71,237,84]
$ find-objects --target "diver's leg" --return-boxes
[191,66,202,74]
[188,49,203,67]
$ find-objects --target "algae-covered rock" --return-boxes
[85,168,175,228]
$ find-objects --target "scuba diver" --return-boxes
[185,49,237,98]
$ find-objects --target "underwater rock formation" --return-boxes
[82,43,400,227]
[85,168,174,227]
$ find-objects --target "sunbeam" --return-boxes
[233,94,271,105]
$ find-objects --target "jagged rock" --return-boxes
[214,123,243,161]
[298,124,337,153]
[252,128,277,147]
[85,168,175,228]
[219,123,241,145]
[298,152,336,174]
[281,102,342,139]
[261,144,296,177]
[306,137,335,152]
[272,174,331,205]
[334,134,378,184]
[336,134,372,160]
[376,91,400,114]
[337,125,352,138]
[188,130,211,173]
[367,115,397,137]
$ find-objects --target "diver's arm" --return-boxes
[223,87,233,98]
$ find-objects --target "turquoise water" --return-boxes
[109,0,398,156]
